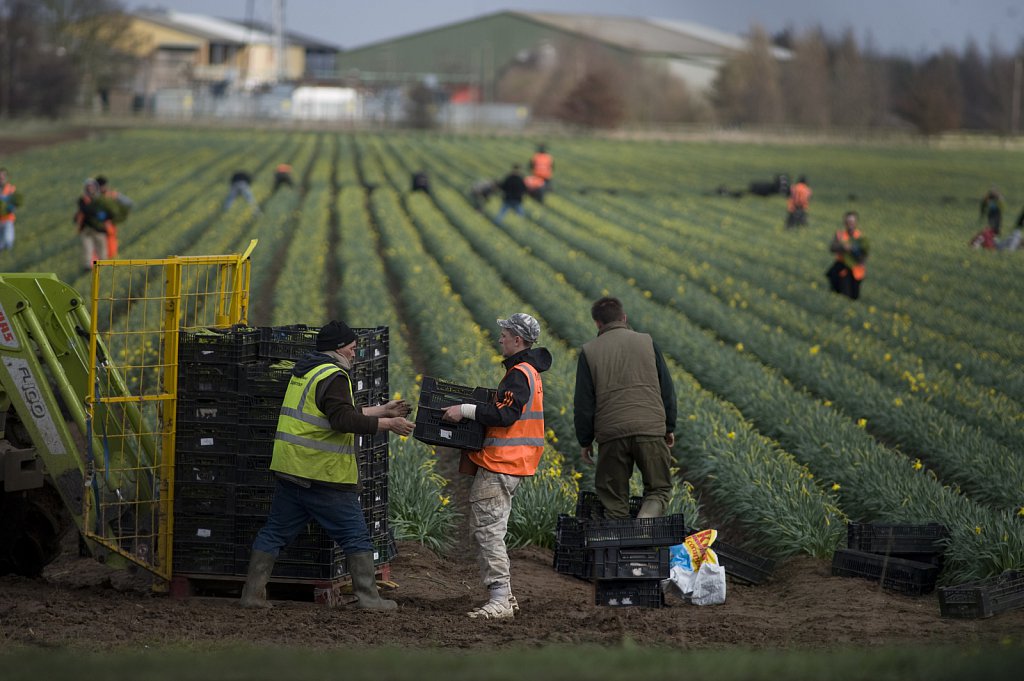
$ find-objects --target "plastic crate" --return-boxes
[178,362,241,393]
[583,514,690,549]
[574,490,643,519]
[355,326,389,362]
[238,360,294,397]
[234,454,275,487]
[358,441,389,482]
[175,427,240,456]
[592,547,670,579]
[179,327,260,364]
[351,357,388,394]
[233,485,275,516]
[847,522,949,556]
[258,324,319,361]
[413,406,487,450]
[714,540,776,585]
[173,541,237,575]
[594,579,665,607]
[175,450,236,484]
[417,376,495,409]
[238,399,282,426]
[173,514,234,544]
[553,514,591,579]
[938,570,1024,619]
[831,548,939,596]
[174,481,236,515]
[177,395,239,425]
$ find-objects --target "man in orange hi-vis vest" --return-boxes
[442,312,551,621]
[827,211,870,300]
[786,175,812,228]
[529,144,553,188]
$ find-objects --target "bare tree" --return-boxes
[712,24,784,126]
[830,29,873,128]
[558,69,626,129]
[899,50,963,135]
[782,27,830,128]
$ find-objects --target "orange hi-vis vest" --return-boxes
[276,163,292,174]
[469,362,544,476]
[524,174,545,191]
[1,183,16,222]
[788,182,811,212]
[835,227,866,280]
[531,152,553,180]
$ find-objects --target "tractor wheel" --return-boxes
[0,482,72,576]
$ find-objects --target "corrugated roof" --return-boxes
[136,10,275,45]
[224,19,341,50]
[518,11,789,59]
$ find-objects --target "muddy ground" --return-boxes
[1,529,1022,651]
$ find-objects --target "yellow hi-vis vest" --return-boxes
[271,363,358,484]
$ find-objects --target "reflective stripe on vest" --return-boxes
[271,363,358,484]
[469,362,544,476]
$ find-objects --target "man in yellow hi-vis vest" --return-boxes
[240,320,414,610]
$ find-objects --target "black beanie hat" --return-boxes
[316,320,357,351]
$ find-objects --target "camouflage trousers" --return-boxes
[469,468,522,589]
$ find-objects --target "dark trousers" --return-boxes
[826,262,862,300]
[594,435,672,518]
[252,478,373,556]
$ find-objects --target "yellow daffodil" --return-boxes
[809,345,820,355]
[912,459,923,470]
[857,418,867,428]
[831,483,841,491]
[726,431,736,439]
[735,342,744,352]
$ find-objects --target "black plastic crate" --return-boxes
[594,579,665,608]
[417,376,494,409]
[175,450,236,484]
[553,514,591,579]
[355,326,389,362]
[173,513,234,545]
[592,546,670,579]
[847,522,949,556]
[413,406,487,450]
[351,357,388,394]
[173,541,236,575]
[238,360,294,396]
[178,362,242,393]
[714,540,776,585]
[238,399,282,426]
[238,438,275,457]
[938,570,1024,619]
[358,441,389,482]
[258,324,319,361]
[355,432,388,450]
[575,491,643,519]
[233,485,275,516]
[177,395,239,425]
[583,514,690,549]
[174,481,235,515]
[235,454,275,487]
[175,427,240,456]
[179,327,260,364]
[831,548,939,596]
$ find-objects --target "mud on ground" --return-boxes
[1,533,1022,651]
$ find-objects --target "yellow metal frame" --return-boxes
[83,240,256,581]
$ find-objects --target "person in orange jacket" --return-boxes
[0,167,24,253]
[441,313,551,621]
[786,175,812,228]
[272,163,294,194]
[529,144,553,190]
[827,211,870,300]
[95,176,133,259]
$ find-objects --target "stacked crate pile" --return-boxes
[831,522,948,595]
[173,324,395,582]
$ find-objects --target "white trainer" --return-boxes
[466,596,515,620]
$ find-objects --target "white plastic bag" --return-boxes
[690,560,727,606]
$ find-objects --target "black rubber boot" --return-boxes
[239,549,276,609]
[349,551,396,611]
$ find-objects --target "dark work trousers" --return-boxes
[594,434,672,518]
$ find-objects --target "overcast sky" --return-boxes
[123,1,1023,56]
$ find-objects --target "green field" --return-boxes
[5,128,1024,588]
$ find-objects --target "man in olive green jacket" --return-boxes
[574,296,677,518]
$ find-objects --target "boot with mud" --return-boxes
[349,551,397,611]
[637,498,664,519]
[239,549,276,609]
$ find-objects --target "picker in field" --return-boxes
[441,313,551,620]
[529,143,553,190]
[496,164,527,223]
[75,179,115,271]
[240,320,414,611]
[786,175,812,228]
[468,178,498,211]
[95,176,133,259]
[979,187,1005,235]
[271,163,294,194]
[223,170,260,214]
[826,211,870,300]
[574,296,677,520]
[0,167,23,253]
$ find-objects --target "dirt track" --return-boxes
[1,534,1022,651]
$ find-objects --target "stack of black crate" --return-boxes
[831,522,947,595]
[173,324,395,582]
[554,491,686,608]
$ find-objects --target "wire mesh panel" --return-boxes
[84,241,255,581]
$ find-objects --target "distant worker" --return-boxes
[240,320,415,610]
[827,211,869,300]
[786,175,812,228]
[529,144,553,190]
[0,167,23,253]
[272,163,294,194]
[223,170,260,214]
[75,179,113,272]
[574,296,677,520]
[496,164,527,224]
[979,187,1005,235]
[469,179,498,211]
[524,174,546,204]
[411,170,431,194]
[441,313,551,620]
[95,175,133,259]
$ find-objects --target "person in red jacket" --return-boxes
[442,313,551,620]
